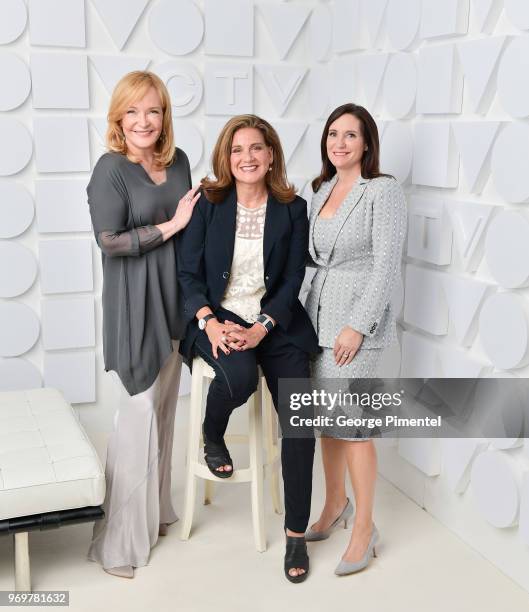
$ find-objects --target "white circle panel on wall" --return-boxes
[485,210,529,288]
[470,451,519,527]
[0,54,31,111]
[0,302,39,357]
[0,182,34,238]
[479,292,529,369]
[497,38,529,118]
[386,0,421,51]
[380,122,413,184]
[473,374,525,441]
[0,0,26,44]
[383,53,416,119]
[148,0,203,56]
[491,123,529,203]
[504,0,529,29]
[172,121,203,170]
[0,243,37,298]
[0,358,41,391]
[0,120,32,176]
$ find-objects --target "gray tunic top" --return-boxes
[87,149,191,395]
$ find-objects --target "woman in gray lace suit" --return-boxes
[304,103,406,575]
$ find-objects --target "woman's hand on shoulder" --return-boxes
[173,185,201,233]
[333,326,364,366]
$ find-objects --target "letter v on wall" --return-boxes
[451,121,500,193]
[259,3,311,60]
[456,36,508,113]
[90,0,149,50]
[255,65,307,116]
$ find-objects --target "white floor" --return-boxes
[1,404,529,612]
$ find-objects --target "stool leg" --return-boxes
[204,479,214,505]
[249,382,266,552]
[263,383,283,515]
[14,532,30,592]
[180,369,203,540]
[201,426,215,505]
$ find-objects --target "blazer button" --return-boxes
[265,275,269,280]
[222,271,230,279]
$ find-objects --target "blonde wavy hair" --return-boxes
[106,71,175,167]
[201,115,296,204]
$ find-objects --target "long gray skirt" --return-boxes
[88,342,182,569]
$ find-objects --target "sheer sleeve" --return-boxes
[97,225,163,257]
[88,154,164,258]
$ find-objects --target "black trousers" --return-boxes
[193,308,315,533]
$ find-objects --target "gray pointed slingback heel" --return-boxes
[305,498,354,542]
[334,524,379,576]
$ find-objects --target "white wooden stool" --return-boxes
[180,357,282,552]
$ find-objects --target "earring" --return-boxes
[120,132,126,144]
[159,131,166,143]
[268,165,272,172]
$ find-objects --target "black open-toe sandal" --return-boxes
[284,532,309,583]
[202,426,234,479]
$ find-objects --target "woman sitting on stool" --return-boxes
[178,114,319,583]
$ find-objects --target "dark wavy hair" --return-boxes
[311,103,392,192]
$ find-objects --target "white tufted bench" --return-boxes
[0,388,105,591]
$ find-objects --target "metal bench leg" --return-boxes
[14,532,30,592]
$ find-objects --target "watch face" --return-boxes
[198,319,205,330]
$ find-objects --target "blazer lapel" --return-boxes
[217,187,237,266]
[309,175,338,262]
[263,193,288,270]
[312,176,370,265]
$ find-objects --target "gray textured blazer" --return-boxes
[305,174,407,350]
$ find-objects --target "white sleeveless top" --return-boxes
[220,201,266,323]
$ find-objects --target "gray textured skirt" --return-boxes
[310,347,383,440]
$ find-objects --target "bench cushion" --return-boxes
[0,388,105,520]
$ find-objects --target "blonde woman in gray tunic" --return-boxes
[304,104,406,575]
[87,71,199,578]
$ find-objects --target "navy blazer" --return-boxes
[178,187,319,362]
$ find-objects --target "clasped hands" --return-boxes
[206,319,267,359]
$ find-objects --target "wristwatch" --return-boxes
[256,314,274,334]
[198,314,216,330]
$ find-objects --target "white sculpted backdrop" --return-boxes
[1,0,529,592]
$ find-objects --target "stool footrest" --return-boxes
[193,461,253,483]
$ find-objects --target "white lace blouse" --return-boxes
[220,201,267,323]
